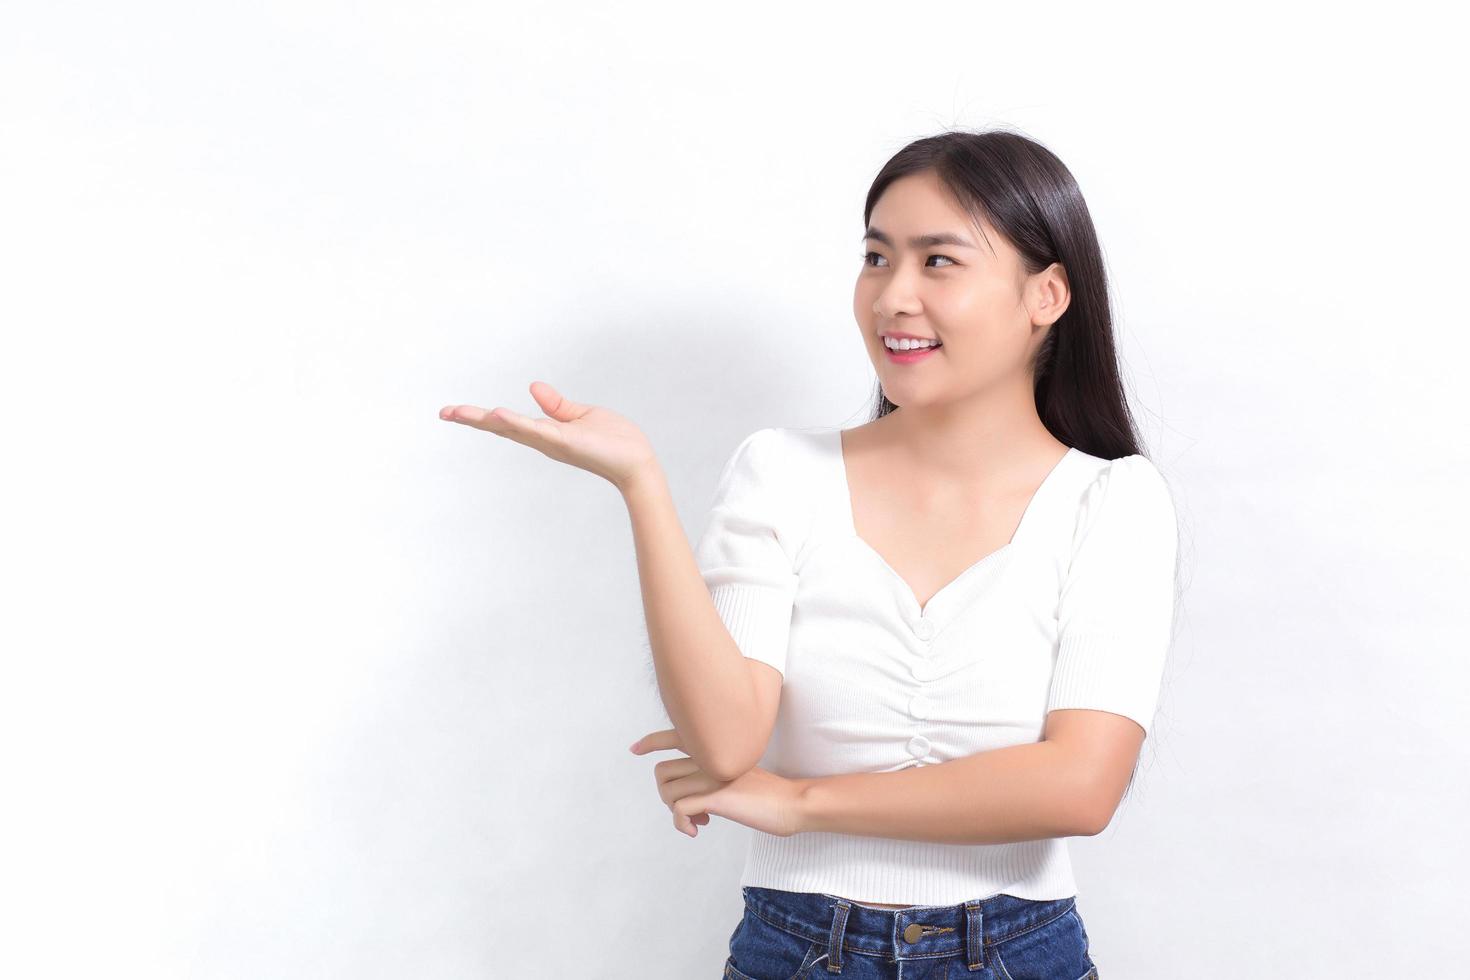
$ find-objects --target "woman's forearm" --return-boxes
[794,740,1100,845]
[621,464,760,782]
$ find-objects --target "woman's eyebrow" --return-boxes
[862,227,977,249]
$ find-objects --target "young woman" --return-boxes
[441,130,1180,979]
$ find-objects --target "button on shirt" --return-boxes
[692,426,1180,906]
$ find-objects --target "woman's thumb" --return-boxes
[528,380,589,422]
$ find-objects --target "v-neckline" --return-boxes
[834,428,1076,618]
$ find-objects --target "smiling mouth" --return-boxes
[884,343,942,363]
[881,334,942,349]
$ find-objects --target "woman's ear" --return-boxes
[1031,261,1071,328]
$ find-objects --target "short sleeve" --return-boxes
[692,428,800,676]
[1046,454,1179,736]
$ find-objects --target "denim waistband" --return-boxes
[741,885,1078,971]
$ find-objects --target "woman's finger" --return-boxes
[441,402,561,450]
[671,787,720,838]
[660,769,721,837]
[653,757,702,803]
[438,404,515,432]
[629,728,683,755]
[440,384,656,490]
[527,380,593,423]
[631,728,715,836]
[440,381,588,433]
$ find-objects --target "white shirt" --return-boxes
[692,425,1180,905]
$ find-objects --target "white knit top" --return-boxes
[691,425,1180,905]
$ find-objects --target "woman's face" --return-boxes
[852,170,1068,412]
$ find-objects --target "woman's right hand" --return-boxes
[439,381,660,493]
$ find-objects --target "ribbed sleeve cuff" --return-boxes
[705,576,799,675]
[1045,632,1162,736]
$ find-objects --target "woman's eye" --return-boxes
[860,252,956,268]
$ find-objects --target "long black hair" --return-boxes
[863,129,1143,462]
[862,130,1187,793]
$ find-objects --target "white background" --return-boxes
[3,1,1466,977]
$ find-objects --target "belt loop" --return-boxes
[825,898,852,973]
[964,900,985,971]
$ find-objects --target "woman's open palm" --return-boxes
[440,381,657,491]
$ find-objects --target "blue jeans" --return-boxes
[724,886,1099,980]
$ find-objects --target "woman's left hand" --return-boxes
[629,728,806,839]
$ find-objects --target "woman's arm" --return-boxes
[622,464,762,783]
[793,734,1112,845]
[437,387,769,783]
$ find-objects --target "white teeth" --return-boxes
[884,337,940,351]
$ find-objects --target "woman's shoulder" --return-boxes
[1072,451,1172,504]
[713,425,833,503]
[1061,445,1166,485]
[746,425,840,470]
[1016,448,1173,550]
[730,427,839,531]
[1060,451,1178,549]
